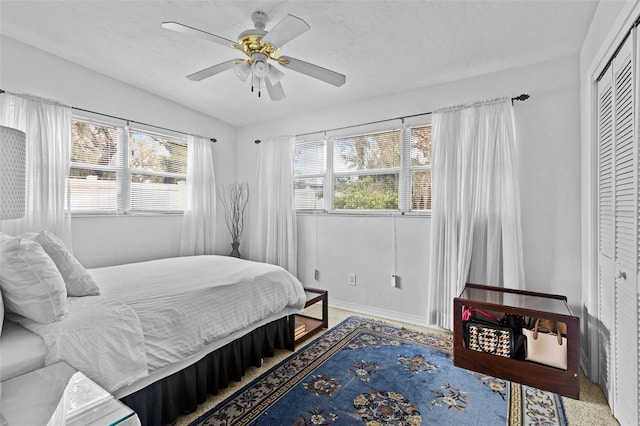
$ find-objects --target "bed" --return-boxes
[0,231,306,426]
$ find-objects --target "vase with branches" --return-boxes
[219,182,249,258]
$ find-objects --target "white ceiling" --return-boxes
[0,1,600,127]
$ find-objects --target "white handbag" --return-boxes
[522,319,567,370]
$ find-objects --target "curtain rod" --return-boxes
[293,94,530,139]
[0,89,218,143]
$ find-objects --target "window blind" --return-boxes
[293,121,431,213]
[69,119,122,212]
[409,125,432,210]
[128,129,187,212]
[332,129,401,210]
[294,140,326,210]
[69,118,188,214]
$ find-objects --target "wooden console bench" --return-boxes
[453,283,580,399]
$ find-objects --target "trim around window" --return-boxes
[294,119,432,215]
[69,116,188,215]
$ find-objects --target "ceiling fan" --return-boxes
[162,11,346,101]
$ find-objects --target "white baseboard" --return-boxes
[329,299,449,332]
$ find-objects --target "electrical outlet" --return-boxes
[348,273,356,286]
[314,269,320,280]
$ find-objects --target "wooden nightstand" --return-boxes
[290,287,328,349]
[0,362,139,425]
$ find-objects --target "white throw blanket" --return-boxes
[10,296,148,392]
[12,255,306,393]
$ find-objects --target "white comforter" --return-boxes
[12,255,306,393]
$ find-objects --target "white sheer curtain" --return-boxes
[180,135,217,255]
[249,135,297,275]
[427,98,525,330]
[0,93,72,247]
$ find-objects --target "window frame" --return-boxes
[406,124,433,213]
[127,127,188,214]
[330,128,403,213]
[293,117,432,216]
[293,140,327,212]
[69,115,188,216]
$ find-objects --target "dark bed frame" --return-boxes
[120,316,292,426]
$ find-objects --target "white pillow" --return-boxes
[29,231,100,297]
[0,234,69,323]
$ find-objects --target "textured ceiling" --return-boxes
[0,1,599,127]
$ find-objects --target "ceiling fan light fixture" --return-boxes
[233,60,251,81]
[251,53,268,78]
[253,60,267,77]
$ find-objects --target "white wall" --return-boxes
[0,35,585,326]
[238,56,583,326]
[0,35,237,267]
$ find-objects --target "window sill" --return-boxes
[295,210,431,218]
[70,211,184,218]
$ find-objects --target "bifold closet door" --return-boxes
[598,31,639,425]
[612,32,638,426]
[597,65,615,407]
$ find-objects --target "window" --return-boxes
[69,119,121,212]
[409,125,432,210]
[294,140,326,210]
[128,130,187,212]
[69,118,188,214]
[293,121,432,213]
[333,130,401,210]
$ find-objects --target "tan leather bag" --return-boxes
[522,319,567,370]
[536,318,567,335]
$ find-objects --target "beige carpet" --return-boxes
[175,306,619,426]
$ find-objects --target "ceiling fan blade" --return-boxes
[261,15,310,48]
[265,79,286,101]
[187,60,236,81]
[162,21,240,49]
[279,56,346,87]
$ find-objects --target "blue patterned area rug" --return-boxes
[190,316,566,425]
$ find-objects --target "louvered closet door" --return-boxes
[597,31,640,425]
[597,65,615,406]
[612,32,638,426]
